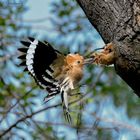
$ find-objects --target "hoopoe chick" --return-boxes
[91,43,115,65]
[18,37,91,123]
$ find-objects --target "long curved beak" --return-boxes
[84,58,94,64]
[93,47,104,51]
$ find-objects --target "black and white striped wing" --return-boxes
[18,37,72,122]
[18,37,62,98]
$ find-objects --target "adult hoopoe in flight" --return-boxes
[18,37,92,123]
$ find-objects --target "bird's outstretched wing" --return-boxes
[18,37,72,123]
[18,37,64,100]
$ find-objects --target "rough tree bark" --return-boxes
[76,0,140,97]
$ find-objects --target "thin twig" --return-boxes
[0,103,61,138]
[21,16,51,23]
[0,87,36,124]
[95,115,140,136]
[0,54,17,63]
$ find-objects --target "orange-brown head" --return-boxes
[65,54,84,68]
[64,54,85,84]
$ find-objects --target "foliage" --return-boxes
[0,0,140,140]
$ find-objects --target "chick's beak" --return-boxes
[84,58,94,64]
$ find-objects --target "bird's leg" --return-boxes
[68,87,84,106]
[69,92,81,96]
[69,87,81,96]
[68,84,85,96]
[91,43,115,65]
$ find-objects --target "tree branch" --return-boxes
[0,103,61,138]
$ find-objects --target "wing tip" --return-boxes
[28,37,35,42]
[18,48,28,53]
[18,54,26,60]
[20,40,30,47]
[19,61,26,66]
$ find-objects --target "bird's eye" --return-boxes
[108,49,112,52]
[77,61,81,64]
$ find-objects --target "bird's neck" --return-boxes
[69,66,83,85]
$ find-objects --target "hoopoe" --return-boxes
[91,43,115,65]
[18,37,92,123]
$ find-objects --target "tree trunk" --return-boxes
[76,0,140,97]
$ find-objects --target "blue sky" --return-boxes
[23,0,52,37]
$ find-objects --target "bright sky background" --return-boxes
[23,0,52,37]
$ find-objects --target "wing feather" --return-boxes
[18,37,65,94]
[18,37,73,123]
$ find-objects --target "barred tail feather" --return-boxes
[44,94,56,103]
[44,86,60,103]
[61,91,72,124]
[44,92,58,103]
